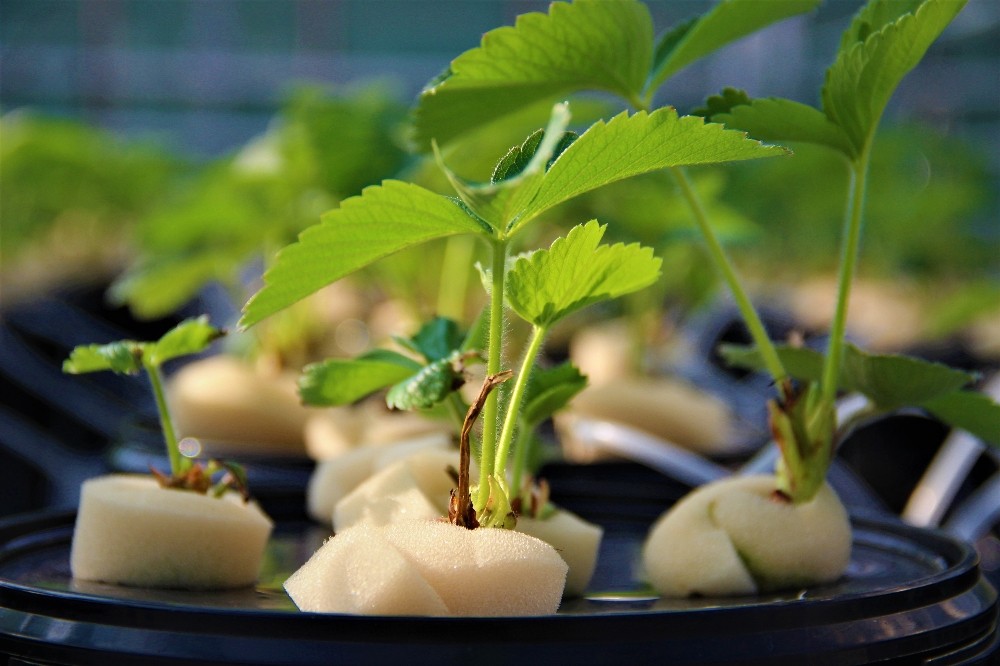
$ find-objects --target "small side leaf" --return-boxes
[298,350,422,406]
[241,181,488,328]
[506,221,661,328]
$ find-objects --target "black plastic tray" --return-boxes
[1,494,997,666]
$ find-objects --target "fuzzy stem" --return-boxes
[145,362,187,476]
[669,167,789,397]
[820,150,871,406]
[476,239,508,510]
[495,324,547,481]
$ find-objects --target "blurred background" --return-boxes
[1,0,998,543]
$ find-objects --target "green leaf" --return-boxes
[512,108,789,234]
[841,344,975,409]
[386,354,465,411]
[721,342,976,410]
[147,316,224,366]
[63,340,145,375]
[649,0,820,93]
[704,89,856,158]
[298,350,422,406]
[240,180,488,328]
[400,316,467,362]
[822,0,967,153]
[922,390,1000,447]
[412,0,653,148]
[506,221,661,328]
[522,362,587,428]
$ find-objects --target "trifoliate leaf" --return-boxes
[63,341,145,375]
[63,316,223,375]
[649,0,820,93]
[240,180,488,328]
[413,0,653,148]
[506,221,661,328]
[298,350,422,406]
[704,89,856,158]
[522,362,587,427]
[147,316,224,366]
[822,0,966,154]
[922,390,1000,447]
[511,108,789,234]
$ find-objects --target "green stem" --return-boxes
[820,150,871,406]
[495,324,547,482]
[669,167,789,398]
[476,239,508,509]
[145,362,187,476]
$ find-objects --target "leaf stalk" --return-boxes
[494,324,548,482]
[476,238,509,510]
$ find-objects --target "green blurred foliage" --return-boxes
[111,84,411,320]
[1,111,180,264]
[720,123,997,283]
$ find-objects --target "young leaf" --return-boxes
[240,180,488,328]
[146,316,224,366]
[521,362,588,428]
[649,0,820,93]
[386,353,466,411]
[702,90,856,158]
[413,0,654,148]
[434,103,572,230]
[822,0,966,154]
[492,129,578,184]
[511,108,789,234]
[506,221,661,328]
[63,341,145,375]
[298,350,422,406]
